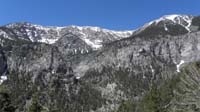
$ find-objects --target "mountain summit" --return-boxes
[133,14,200,37]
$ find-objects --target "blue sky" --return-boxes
[0,0,199,30]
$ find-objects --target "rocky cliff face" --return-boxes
[1,14,200,112]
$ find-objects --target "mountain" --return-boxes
[1,14,200,112]
[133,14,199,36]
[0,22,132,49]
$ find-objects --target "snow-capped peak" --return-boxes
[159,15,193,32]
[141,14,193,33]
[149,14,192,24]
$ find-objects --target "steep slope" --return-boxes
[131,61,200,112]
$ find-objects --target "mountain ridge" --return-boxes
[1,14,200,46]
[0,22,133,50]
[1,14,200,112]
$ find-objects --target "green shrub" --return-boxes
[116,100,137,112]
[28,93,42,112]
[139,76,180,112]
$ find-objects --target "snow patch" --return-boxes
[143,74,146,79]
[33,25,64,44]
[0,75,7,85]
[69,25,133,50]
[74,49,77,54]
[150,65,155,73]
[107,30,133,38]
[164,24,168,31]
[75,76,81,80]
[71,25,133,38]
[182,16,192,32]
[38,38,59,44]
[33,24,64,31]
[176,60,185,72]
[79,31,103,50]
[164,14,179,22]
[83,38,102,50]
[88,26,101,32]
[155,14,180,23]
[0,31,13,40]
